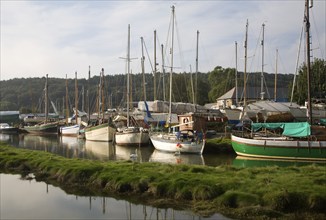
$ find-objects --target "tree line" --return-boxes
[0,58,324,114]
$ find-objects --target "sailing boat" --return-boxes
[149,6,205,154]
[60,72,82,136]
[84,68,116,142]
[23,74,58,134]
[115,24,149,146]
[231,0,326,161]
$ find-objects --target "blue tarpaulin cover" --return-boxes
[252,122,311,137]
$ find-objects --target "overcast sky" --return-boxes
[1,0,325,80]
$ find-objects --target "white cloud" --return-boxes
[1,0,325,80]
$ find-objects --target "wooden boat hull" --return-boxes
[23,122,58,134]
[150,133,205,154]
[60,124,80,136]
[84,123,115,142]
[231,134,326,161]
[115,131,150,146]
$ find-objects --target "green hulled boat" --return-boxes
[231,122,326,161]
[23,122,58,134]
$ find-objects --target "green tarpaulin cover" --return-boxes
[320,119,326,126]
[252,122,311,137]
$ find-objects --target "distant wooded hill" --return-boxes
[2,58,325,114]
[0,68,296,114]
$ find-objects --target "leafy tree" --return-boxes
[208,66,235,102]
[290,58,326,105]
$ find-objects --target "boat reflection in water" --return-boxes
[84,140,115,161]
[59,136,85,158]
[1,173,230,220]
[19,134,59,153]
[149,150,205,165]
[233,156,326,168]
[0,133,11,142]
[0,133,235,167]
[115,144,154,162]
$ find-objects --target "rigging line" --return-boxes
[164,10,173,68]
[240,24,262,98]
[311,10,325,59]
[263,73,271,99]
[174,14,186,72]
[143,39,155,73]
[248,24,263,77]
[156,34,162,70]
[278,53,289,74]
[290,23,304,104]
[199,35,213,72]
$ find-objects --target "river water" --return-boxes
[0,133,236,166]
[0,133,233,219]
[0,173,230,220]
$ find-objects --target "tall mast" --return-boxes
[101,68,105,121]
[161,44,166,102]
[235,41,238,105]
[305,0,313,124]
[127,24,131,127]
[274,49,278,101]
[260,23,265,100]
[75,71,78,125]
[87,66,91,122]
[154,30,157,101]
[141,37,147,102]
[168,5,175,124]
[81,85,85,112]
[97,71,101,120]
[45,74,49,123]
[65,74,69,124]
[243,19,248,107]
[195,30,199,105]
[190,65,195,104]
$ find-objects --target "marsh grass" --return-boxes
[205,137,234,153]
[0,143,325,219]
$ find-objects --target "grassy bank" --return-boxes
[0,143,325,219]
[205,137,234,153]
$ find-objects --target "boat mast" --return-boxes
[65,74,69,124]
[235,41,238,105]
[141,37,147,102]
[87,66,91,123]
[168,5,175,125]
[305,0,313,124]
[75,71,78,125]
[243,19,248,107]
[154,30,157,101]
[161,44,166,102]
[81,85,85,112]
[274,49,278,101]
[101,68,105,122]
[45,74,49,123]
[195,30,199,105]
[190,64,195,104]
[260,23,265,100]
[127,24,131,127]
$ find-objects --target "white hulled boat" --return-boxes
[115,25,149,146]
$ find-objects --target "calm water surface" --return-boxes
[0,133,235,166]
[0,173,230,220]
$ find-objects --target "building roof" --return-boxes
[217,86,289,101]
